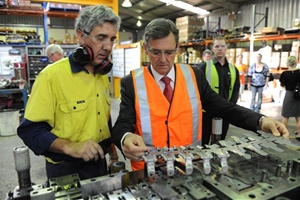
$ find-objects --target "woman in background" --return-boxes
[247,53,270,113]
[279,55,300,136]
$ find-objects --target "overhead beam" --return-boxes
[119,8,156,21]
[205,0,238,10]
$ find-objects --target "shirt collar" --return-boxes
[68,53,89,74]
[151,64,175,83]
[212,56,228,65]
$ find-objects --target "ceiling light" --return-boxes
[157,0,210,15]
[137,20,142,27]
[122,0,132,8]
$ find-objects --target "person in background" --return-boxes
[202,49,212,62]
[247,53,270,113]
[46,44,64,63]
[17,5,121,180]
[198,36,240,144]
[296,58,300,69]
[235,54,248,102]
[111,18,289,171]
[279,55,300,137]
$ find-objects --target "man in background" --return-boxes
[202,49,212,62]
[46,44,64,63]
[198,37,240,144]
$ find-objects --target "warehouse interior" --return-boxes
[1,0,300,199]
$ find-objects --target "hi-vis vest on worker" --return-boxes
[130,64,203,170]
[205,60,236,100]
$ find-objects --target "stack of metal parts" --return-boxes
[6,133,300,200]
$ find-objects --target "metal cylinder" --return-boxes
[211,117,222,144]
[13,145,31,189]
[110,161,126,173]
[260,169,267,182]
[286,160,293,176]
[275,164,282,177]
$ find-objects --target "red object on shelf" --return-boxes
[13,62,27,81]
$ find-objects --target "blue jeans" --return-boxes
[250,86,264,113]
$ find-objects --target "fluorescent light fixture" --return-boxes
[157,0,210,15]
[137,20,142,27]
[122,0,132,8]
[171,1,192,9]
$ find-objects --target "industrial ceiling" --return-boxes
[118,0,262,31]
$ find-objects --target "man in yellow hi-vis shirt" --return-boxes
[17,5,121,180]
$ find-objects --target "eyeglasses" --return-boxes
[87,34,117,46]
[147,45,178,57]
[213,45,226,48]
[83,29,117,46]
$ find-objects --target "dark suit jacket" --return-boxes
[112,65,262,150]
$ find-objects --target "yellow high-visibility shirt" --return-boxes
[25,57,111,144]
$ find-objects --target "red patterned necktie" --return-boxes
[161,76,173,102]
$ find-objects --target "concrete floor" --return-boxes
[0,90,298,198]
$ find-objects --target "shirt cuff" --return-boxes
[120,132,132,149]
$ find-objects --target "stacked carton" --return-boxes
[7,0,42,10]
[280,52,290,68]
[176,16,204,43]
[290,41,300,61]
[226,48,236,64]
[224,48,249,66]
[270,52,280,69]
[187,48,201,64]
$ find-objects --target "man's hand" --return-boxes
[260,117,289,139]
[50,138,105,162]
[122,134,149,161]
[65,139,105,162]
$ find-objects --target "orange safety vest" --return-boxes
[131,64,202,170]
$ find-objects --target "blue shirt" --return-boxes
[247,63,270,87]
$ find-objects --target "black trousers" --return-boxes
[45,158,108,181]
[201,112,230,145]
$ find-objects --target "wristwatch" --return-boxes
[258,116,265,130]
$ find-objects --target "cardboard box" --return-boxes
[176,16,205,26]
[260,27,284,33]
[293,18,300,27]
[242,52,250,65]
[270,52,280,69]
[281,52,289,58]
[176,16,204,42]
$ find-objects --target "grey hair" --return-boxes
[143,18,179,46]
[287,55,297,68]
[203,49,212,56]
[45,44,63,55]
[74,5,121,34]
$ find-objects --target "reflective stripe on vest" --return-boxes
[134,68,153,146]
[206,60,236,100]
[178,64,201,145]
